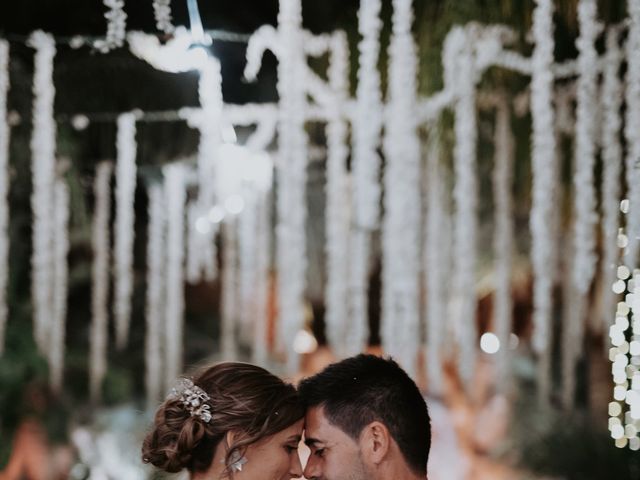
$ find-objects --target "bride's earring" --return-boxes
[228,449,248,472]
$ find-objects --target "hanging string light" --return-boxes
[324,31,351,358]
[600,27,624,341]
[346,0,383,357]
[28,31,57,355]
[381,0,422,378]
[89,162,113,403]
[163,163,186,389]
[221,218,239,359]
[251,190,271,365]
[94,0,127,53]
[50,179,69,393]
[529,0,557,403]
[145,184,165,407]
[114,112,137,350]
[0,40,8,355]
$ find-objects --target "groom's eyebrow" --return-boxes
[304,437,323,447]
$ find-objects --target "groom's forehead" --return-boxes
[304,405,344,442]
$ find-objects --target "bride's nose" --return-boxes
[289,452,303,478]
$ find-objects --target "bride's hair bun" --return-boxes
[142,362,304,475]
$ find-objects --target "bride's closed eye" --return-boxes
[284,444,298,453]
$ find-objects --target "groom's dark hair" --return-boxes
[298,354,431,476]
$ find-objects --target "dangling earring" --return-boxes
[227,449,248,472]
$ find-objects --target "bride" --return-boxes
[142,362,304,479]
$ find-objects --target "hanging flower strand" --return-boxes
[0,40,9,355]
[114,112,137,350]
[94,0,127,53]
[153,0,175,34]
[529,0,557,403]
[27,31,57,354]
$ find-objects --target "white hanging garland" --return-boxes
[625,0,640,271]
[529,0,557,402]
[114,112,137,350]
[424,127,447,395]
[89,162,113,403]
[563,0,600,408]
[50,179,69,393]
[447,26,478,384]
[273,0,307,373]
[0,40,9,355]
[221,218,239,359]
[381,0,422,378]
[163,163,186,387]
[94,0,127,53]
[28,31,57,354]
[346,0,383,356]
[600,27,624,340]
[152,0,175,34]
[324,31,351,358]
[251,191,271,365]
[492,98,515,392]
[145,184,165,406]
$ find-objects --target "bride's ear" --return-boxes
[225,430,237,449]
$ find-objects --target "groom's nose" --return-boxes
[303,456,321,479]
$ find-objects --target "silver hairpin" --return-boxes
[167,378,213,423]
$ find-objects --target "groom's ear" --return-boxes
[360,421,391,466]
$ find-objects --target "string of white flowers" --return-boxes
[344,0,383,357]
[185,202,206,283]
[492,98,515,392]
[163,163,186,389]
[89,162,112,403]
[446,26,478,384]
[28,31,56,354]
[625,0,640,271]
[600,27,624,342]
[251,191,271,365]
[221,218,239,359]
[94,0,127,53]
[268,0,307,373]
[114,112,137,350]
[529,0,557,403]
[0,40,9,355]
[324,31,351,358]
[563,0,601,408]
[238,192,258,346]
[144,184,165,408]
[381,0,421,378]
[424,126,447,394]
[49,179,69,393]
[152,0,175,34]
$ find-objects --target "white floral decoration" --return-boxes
[492,98,515,392]
[600,27,624,338]
[251,191,271,365]
[163,163,186,389]
[152,0,175,34]
[324,31,351,358]
[94,0,127,53]
[145,184,165,408]
[0,40,9,355]
[562,0,601,408]
[114,112,137,350]
[447,26,479,385]
[381,0,422,378]
[346,0,383,357]
[50,179,69,393]
[529,0,557,402]
[625,0,640,270]
[90,162,113,402]
[27,31,57,354]
[221,219,239,359]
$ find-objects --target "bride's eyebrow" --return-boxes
[286,435,302,443]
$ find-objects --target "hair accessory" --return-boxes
[167,378,213,423]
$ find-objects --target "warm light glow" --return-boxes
[293,329,318,354]
[480,332,500,354]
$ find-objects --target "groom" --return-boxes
[298,354,431,480]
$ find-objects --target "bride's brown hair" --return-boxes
[142,362,304,475]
